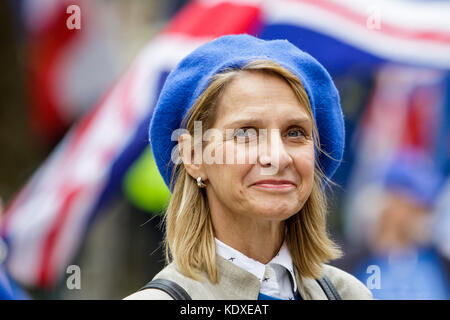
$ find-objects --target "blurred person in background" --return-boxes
[351,149,450,299]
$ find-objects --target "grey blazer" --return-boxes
[124,255,373,300]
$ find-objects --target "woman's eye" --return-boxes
[287,128,306,138]
[233,127,257,141]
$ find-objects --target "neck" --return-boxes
[211,209,286,264]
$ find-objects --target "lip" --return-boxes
[251,179,296,190]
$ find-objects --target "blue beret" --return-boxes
[384,149,443,208]
[149,34,344,191]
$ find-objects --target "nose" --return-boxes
[258,129,293,175]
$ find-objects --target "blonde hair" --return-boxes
[163,60,342,283]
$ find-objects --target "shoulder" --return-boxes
[122,262,214,300]
[123,263,181,300]
[322,264,373,300]
[123,288,173,300]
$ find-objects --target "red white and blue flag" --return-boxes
[12,0,126,143]
[1,0,450,288]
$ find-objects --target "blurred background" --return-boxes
[0,0,449,300]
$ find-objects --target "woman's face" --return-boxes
[194,71,315,221]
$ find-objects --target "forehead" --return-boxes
[214,71,310,124]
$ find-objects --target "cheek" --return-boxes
[205,141,252,192]
[205,162,251,211]
[293,145,315,182]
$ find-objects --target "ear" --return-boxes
[178,133,208,182]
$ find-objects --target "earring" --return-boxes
[197,176,207,188]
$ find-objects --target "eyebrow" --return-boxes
[224,116,311,128]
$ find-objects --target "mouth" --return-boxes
[251,180,296,191]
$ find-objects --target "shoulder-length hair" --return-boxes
[162,59,342,283]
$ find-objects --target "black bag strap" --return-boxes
[140,276,341,300]
[139,279,192,300]
[316,275,342,300]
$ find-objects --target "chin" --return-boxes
[250,203,299,221]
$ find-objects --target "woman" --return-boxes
[125,34,372,300]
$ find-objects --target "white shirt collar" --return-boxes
[214,237,298,299]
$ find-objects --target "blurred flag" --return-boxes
[1,0,450,289]
[259,0,450,74]
[12,0,125,144]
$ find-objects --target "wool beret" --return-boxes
[149,34,344,192]
[384,149,443,208]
